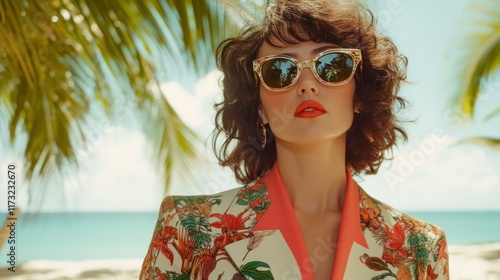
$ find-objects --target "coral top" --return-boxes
[253,164,368,280]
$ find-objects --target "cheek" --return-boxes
[331,96,355,125]
[324,84,356,126]
[337,82,356,111]
[259,90,294,124]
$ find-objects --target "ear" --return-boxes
[354,106,360,114]
[258,105,269,124]
[353,99,361,114]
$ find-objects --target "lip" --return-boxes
[294,100,327,118]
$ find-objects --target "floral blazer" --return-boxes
[140,165,449,279]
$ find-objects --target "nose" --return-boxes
[297,67,319,97]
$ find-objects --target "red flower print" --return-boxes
[360,208,381,230]
[213,233,236,251]
[381,250,397,265]
[174,228,196,273]
[151,236,173,264]
[210,211,251,240]
[152,225,177,265]
[191,248,218,279]
[384,222,407,258]
[437,238,448,260]
[426,264,438,279]
[154,267,168,280]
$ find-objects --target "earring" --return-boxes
[258,122,267,149]
[354,107,360,114]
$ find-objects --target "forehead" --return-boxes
[257,39,341,59]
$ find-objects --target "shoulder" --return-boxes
[358,186,445,237]
[358,186,449,278]
[141,180,271,279]
[156,178,269,218]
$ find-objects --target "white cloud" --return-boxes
[68,126,164,211]
[29,126,165,212]
[362,138,500,211]
[161,70,222,140]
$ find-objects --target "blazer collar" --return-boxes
[332,171,369,279]
[208,178,302,279]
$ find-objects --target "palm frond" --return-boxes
[0,0,239,208]
[485,107,500,120]
[452,137,500,147]
[450,0,500,117]
[221,0,268,27]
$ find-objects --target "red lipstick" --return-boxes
[294,100,326,118]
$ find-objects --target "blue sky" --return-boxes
[1,0,499,212]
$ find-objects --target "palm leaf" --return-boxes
[450,0,500,117]
[221,0,268,26]
[0,0,242,208]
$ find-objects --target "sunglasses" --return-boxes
[253,48,362,91]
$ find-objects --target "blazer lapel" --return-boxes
[210,180,300,279]
[341,187,400,279]
[341,232,388,279]
[225,230,300,279]
[149,176,358,279]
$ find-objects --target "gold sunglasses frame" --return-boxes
[253,48,362,91]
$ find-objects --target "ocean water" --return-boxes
[407,211,500,245]
[0,211,499,264]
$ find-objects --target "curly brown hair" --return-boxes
[212,0,408,184]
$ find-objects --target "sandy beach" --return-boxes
[0,259,143,280]
[1,242,499,280]
[448,242,500,280]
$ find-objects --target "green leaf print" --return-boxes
[174,273,190,280]
[236,198,249,206]
[240,261,274,280]
[407,234,428,248]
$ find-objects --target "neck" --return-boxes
[275,137,348,215]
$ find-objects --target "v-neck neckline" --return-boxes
[253,164,368,280]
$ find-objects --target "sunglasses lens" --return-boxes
[316,53,354,83]
[261,58,297,89]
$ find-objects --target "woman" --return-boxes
[140,0,450,279]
